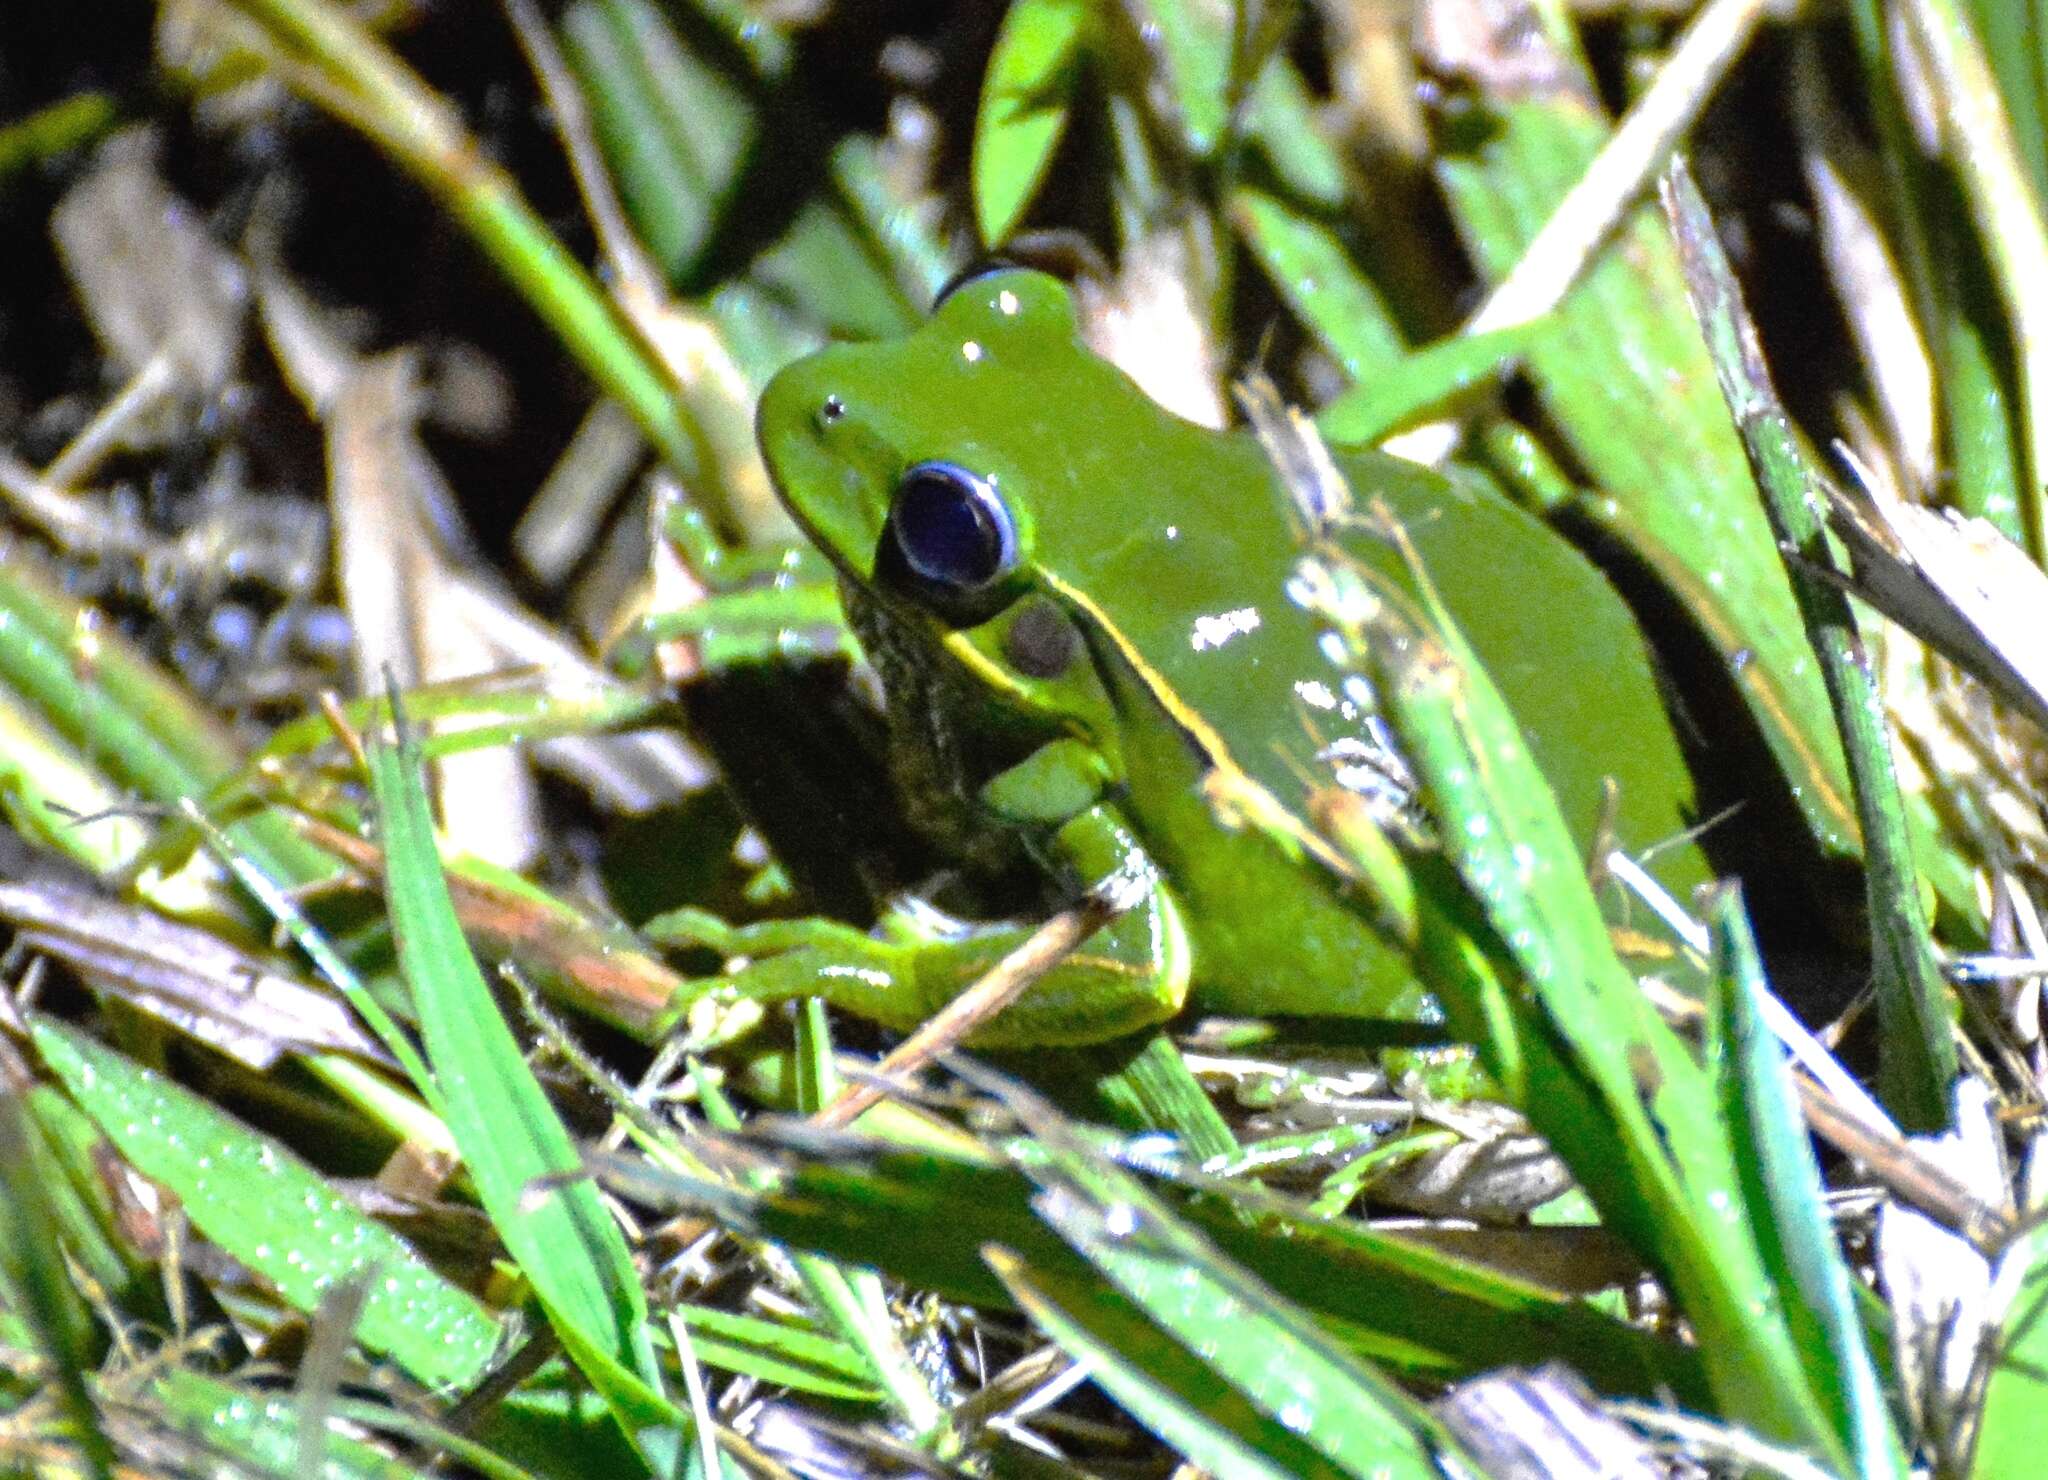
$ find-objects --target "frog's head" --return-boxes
[757,267,1155,754]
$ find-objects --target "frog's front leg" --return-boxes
[647,804,1191,1048]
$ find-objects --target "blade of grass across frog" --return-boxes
[1435,93,1859,857]
[973,0,1094,248]
[1307,553,1846,1462]
[676,1124,1711,1402]
[1704,887,1908,1476]
[366,707,679,1443]
[33,1021,503,1392]
[1666,161,1957,1133]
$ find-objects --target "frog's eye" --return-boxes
[888,461,1019,597]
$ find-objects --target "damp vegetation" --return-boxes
[3,1,2048,1475]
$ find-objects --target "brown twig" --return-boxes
[813,894,1122,1130]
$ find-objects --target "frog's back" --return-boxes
[1033,398,1707,907]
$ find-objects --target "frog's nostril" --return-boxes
[821,394,846,424]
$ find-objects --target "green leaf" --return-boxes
[0,1089,114,1480]
[991,1247,1375,1480]
[1664,159,1957,1130]
[1128,0,1229,158]
[673,1305,881,1402]
[33,1021,500,1392]
[1973,1220,2048,1476]
[1317,323,1541,445]
[1705,887,1906,1477]
[1001,1109,1469,1478]
[150,1368,427,1479]
[1293,542,1844,1463]
[366,715,672,1426]
[974,0,1093,248]
[1230,186,1407,382]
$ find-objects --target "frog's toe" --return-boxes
[673,986,767,1049]
[643,907,741,952]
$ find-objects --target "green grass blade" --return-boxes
[560,0,715,282]
[151,1368,429,1479]
[33,1021,501,1391]
[1126,0,1228,158]
[1229,185,1406,379]
[1003,1124,1470,1476]
[1972,1221,2048,1476]
[635,1129,1709,1402]
[1295,546,1844,1461]
[0,548,336,896]
[1089,1028,1237,1165]
[1907,0,2048,557]
[990,1245,1334,1480]
[1705,887,1907,1476]
[0,1090,114,1480]
[365,713,670,1418]
[1317,323,1540,445]
[1436,86,1863,866]
[973,0,1092,248]
[671,1306,881,1402]
[1664,160,1958,1131]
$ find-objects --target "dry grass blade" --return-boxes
[814,893,1123,1129]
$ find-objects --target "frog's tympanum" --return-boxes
[663,267,1706,1046]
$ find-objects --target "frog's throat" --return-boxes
[1032,569,1359,882]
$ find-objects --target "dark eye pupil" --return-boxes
[890,463,1017,592]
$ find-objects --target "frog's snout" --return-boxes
[756,351,898,580]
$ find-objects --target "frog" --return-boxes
[648,266,1709,1047]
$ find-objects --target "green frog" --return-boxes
[650,267,1706,1046]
